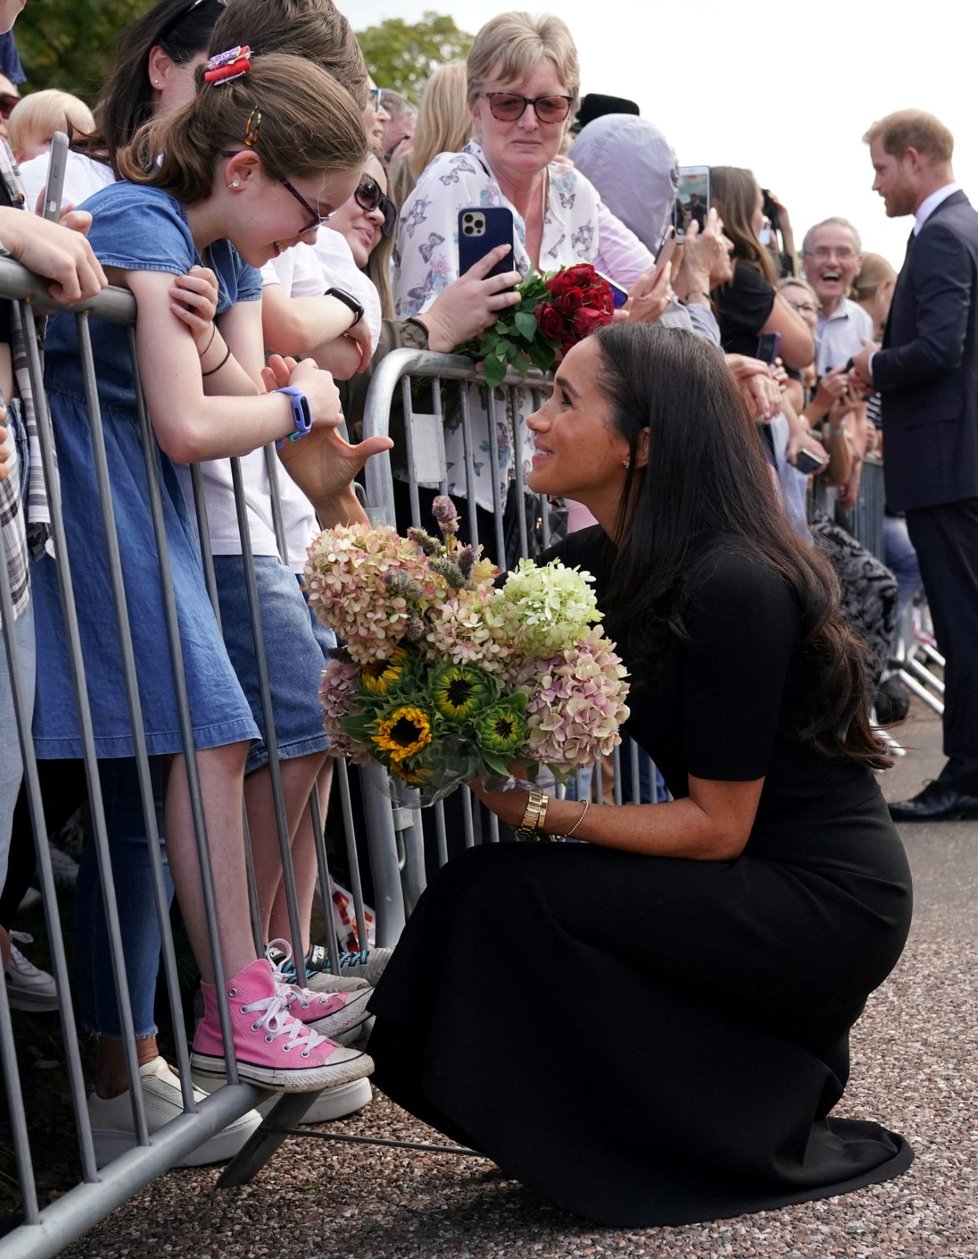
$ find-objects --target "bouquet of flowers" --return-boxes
[455,262,616,389]
[305,498,630,804]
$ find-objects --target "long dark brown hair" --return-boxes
[73,0,225,172]
[593,322,890,771]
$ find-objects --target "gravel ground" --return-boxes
[63,704,978,1259]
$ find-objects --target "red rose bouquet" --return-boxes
[455,262,616,389]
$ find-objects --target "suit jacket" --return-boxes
[874,190,978,512]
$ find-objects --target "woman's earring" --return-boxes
[231,179,241,189]
[622,457,631,470]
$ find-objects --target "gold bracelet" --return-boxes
[563,799,589,839]
[515,790,548,840]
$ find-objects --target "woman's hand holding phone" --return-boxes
[420,243,522,351]
[617,256,672,325]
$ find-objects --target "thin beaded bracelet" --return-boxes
[564,798,589,839]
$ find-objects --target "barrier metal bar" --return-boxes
[0,261,315,1255]
[0,497,40,1224]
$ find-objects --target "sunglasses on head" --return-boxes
[158,0,228,48]
[0,93,19,120]
[355,174,396,239]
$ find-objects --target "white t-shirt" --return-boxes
[19,149,115,216]
[260,233,384,571]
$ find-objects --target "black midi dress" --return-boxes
[366,529,914,1226]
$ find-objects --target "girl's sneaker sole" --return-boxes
[190,1047,374,1093]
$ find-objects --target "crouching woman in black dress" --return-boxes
[366,324,913,1227]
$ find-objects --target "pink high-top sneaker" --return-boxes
[191,959,373,1091]
[264,940,373,1038]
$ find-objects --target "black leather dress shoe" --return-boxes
[888,781,978,822]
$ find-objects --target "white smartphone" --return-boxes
[42,130,70,222]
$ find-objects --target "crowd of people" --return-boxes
[2,0,976,1230]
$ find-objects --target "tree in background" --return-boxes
[357,10,472,103]
[14,0,145,98]
[12,4,471,109]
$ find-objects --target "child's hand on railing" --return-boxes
[170,265,219,354]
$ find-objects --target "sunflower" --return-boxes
[431,662,496,721]
[359,646,409,696]
[372,705,433,764]
[476,701,527,755]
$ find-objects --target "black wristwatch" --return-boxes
[325,286,364,329]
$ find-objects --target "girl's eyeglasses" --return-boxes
[220,151,330,236]
[354,175,397,239]
[279,177,331,235]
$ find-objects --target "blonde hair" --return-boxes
[851,253,897,304]
[389,61,471,208]
[863,110,954,164]
[466,11,579,106]
[115,52,366,202]
[7,89,95,161]
[778,275,818,303]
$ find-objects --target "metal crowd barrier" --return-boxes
[809,453,887,561]
[0,258,387,1257]
[0,264,659,1255]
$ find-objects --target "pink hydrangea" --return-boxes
[517,627,631,771]
[304,523,446,664]
[420,585,516,671]
[319,658,370,763]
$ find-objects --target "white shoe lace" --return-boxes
[264,938,337,1011]
[240,989,332,1058]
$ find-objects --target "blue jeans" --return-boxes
[883,513,923,626]
[74,758,171,1038]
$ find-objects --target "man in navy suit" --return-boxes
[853,110,978,821]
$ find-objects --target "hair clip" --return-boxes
[243,106,262,147]
[204,45,252,85]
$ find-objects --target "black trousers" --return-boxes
[906,497,978,791]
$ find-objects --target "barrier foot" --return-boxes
[216,1091,318,1187]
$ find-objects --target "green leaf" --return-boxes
[483,355,507,390]
[481,751,512,779]
[514,311,538,340]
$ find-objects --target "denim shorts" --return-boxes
[213,554,336,773]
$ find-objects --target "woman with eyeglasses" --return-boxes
[393,10,633,564]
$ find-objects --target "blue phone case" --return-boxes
[458,206,515,279]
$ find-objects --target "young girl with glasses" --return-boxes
[29,51,389,1111]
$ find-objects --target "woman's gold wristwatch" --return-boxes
[514,790,549,840]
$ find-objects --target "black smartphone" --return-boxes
[42,129,70,222]
[458,206,515,279]
[794,448,827,475]
[673,166,710,241]
[756,332,782,364]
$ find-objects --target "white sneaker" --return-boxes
[87,1056,263,1168]
[5,932,59,1012]
[192,1070,373,1123]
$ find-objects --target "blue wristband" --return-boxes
[275,385,312,448]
